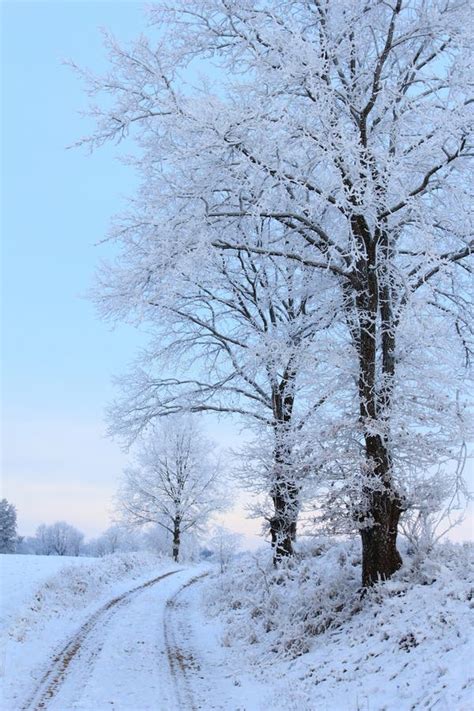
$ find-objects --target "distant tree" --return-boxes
[140,524,170,556]
[33,522,84,556]
[87,524,140,557]
[33,524,51,555]
[16,536,36,555]
[400,445,472,553]
[208,526,242,574]
[117,416,226,562]
[138,522,198,561]
[0,498,18,553]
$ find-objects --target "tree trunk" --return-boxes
[360,489,402,586]
[359,426,403,586]
[172,516,181,562]
[270,481,299,564]
[270,384,298,565]
[351,218,403,586]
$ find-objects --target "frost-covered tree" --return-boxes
[399,444,472,553]
[87,524,139,557]
[0,498,18,553]
[99,227,342,561]
[142,523,201,560]
[33,522,84,556]
[117,416,226,562]
[208,526,242,573]
[75,0,473,584]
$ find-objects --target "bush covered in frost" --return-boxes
[204,537,363,657]
[204,537,474,660]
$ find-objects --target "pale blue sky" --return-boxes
[1,1,153,536]
[1,1,250,541]
[1,1,258,546]
[1,1,471,544]
[2,1,145,415]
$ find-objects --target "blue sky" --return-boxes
[1,1,253,542]
[1,1,471,544]
[2,1,145,413]
[1,1,151,536]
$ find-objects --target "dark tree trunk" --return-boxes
[270,382,299,565]
[269,482,299,563]
[360,489,402,586]
[172,516,181,562]
[359,429,403,586]
[357,343,403,586]
[350,217,403,586]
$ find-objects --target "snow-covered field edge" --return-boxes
[1,552,182,706]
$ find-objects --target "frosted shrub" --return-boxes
[391,540,474,591]
[205,538,362,659]
[204,538,474,663]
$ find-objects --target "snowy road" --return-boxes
[16,567,266,711]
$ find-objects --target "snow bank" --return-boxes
[7,551,175,643]
[204,539,474,710]
[0,554,91,634]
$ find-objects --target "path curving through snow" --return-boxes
[21,569,183,711]
[12,566,267,711]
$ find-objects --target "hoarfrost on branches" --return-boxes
[76,0,473,584]
[117,416,226,561]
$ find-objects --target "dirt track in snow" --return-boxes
[20,569,206,711]
[163,574,210,711]
[17,567,263,711]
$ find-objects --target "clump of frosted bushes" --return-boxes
[205,537,362,658]
[204,537,474,659]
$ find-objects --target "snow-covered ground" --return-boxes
[1,554,91,634]
[2,544,473,710]
[204,539,474,711]
[1,552,183,708]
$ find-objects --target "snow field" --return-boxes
[2,544,472,710]
[1,554,91,634]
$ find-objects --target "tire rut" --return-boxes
[163,573,209,711]
[21,569,181,711]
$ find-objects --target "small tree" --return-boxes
[0,499,18,553]
[88,525,139,557]
[208,526,242,574]
[117,416,226,562]
[400,445,472,553]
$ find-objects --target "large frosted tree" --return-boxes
[76,0,473,584]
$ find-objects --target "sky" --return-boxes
[1,0,149,537]
[1,1,472,546]
[0,0,259,546]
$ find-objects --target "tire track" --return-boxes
[163,573,209,711]
[21,569,181,711]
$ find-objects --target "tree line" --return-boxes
[0,495,237,563]
[0,501,86,556]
